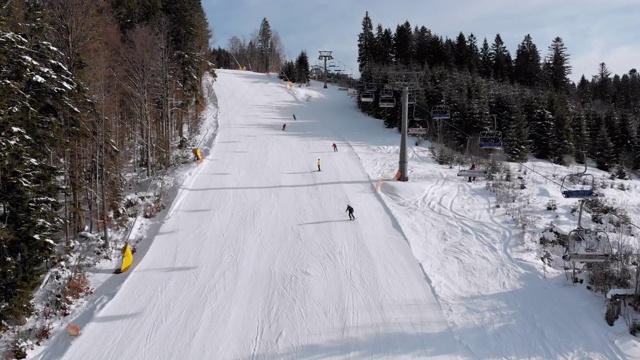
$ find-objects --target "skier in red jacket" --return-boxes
[468,163,477,182]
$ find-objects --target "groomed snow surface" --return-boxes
[35,70,640,359]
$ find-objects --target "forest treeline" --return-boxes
[208,18,311,84]
[356,12,640,173]
[0,0,211,329]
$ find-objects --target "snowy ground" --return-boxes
[31,70,640,359]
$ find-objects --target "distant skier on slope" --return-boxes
[317,158,321,171]
[346,205,355,220]
[332,143,338,152]
[293,114,297,121]
[282,123,286,131]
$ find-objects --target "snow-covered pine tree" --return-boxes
[0,2,84,323]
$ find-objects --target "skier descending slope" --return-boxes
[346,204,355,220]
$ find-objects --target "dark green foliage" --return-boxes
[373,25,394,66]
[1,0,212,329]
[549,94,574,164]
[545,37,572,92]
[353,12,639,175]
[466,33,480,74]
[413,26,430,69]
[576,76,591,106]
[490,34,511,83]
[526,96,554,160]
[593,62,612,102]
[163,0,210,99]
[109,0,163,33]
[613,111,635,167]
[0,12,78,322]
[479,38,492,78]
[634,120,640,170]
[588,111,616,171]
[427,35,447,68]
[210,47,232,69]
[295,51,310,84]
[513,34,541,87]
[279,60,295,82]
[493,94,530,162]
[393,21,413,67]
[357,12,375,72]
[257,17,272,72]
[454,32,468,72]
[570,110,589,163]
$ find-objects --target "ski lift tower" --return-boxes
[318,51,333,89]
[389,71,422,181]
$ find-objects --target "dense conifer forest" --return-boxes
[354,12,640,173]
[0,0,211,332]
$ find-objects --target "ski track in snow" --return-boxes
[36,70,640,360]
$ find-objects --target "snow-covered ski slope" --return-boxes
[53,70,640,359]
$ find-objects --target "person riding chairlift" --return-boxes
[468,163,477,182]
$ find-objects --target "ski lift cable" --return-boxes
[518,163,564,188]
[413,103,473,138]
[610,213,640,231]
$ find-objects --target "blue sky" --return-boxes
[203,0,640,83]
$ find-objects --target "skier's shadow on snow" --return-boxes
[299,219,352,225]
[284,171,319,174]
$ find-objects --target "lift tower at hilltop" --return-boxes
[318,51,333,89]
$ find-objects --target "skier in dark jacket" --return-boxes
[282,123,286,131]
[346,205,355,220]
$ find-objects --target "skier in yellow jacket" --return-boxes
[317,158,321,172]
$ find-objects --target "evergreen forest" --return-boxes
[355,12,640,174]
[0,0,211,332]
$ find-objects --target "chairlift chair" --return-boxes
[379,86,395,108]
[380,85,393,98]
[562,228,612,263]
[431,105,450,120]
[560,172,595,198]
[478,114,502,149]
[478,130,503,149]
[457,169,487,177]
[360,92,374,103]
[379,97,395,108]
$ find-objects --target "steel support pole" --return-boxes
[399,86,409,181]
[323,57,328,88]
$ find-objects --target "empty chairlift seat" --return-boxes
[562,228,612,262]
[360,83,376,102]
[379,86,395,108]
[431,105,450,120]
[360,91,374,102]
[478,131,503,149]
[560,173,595,198]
